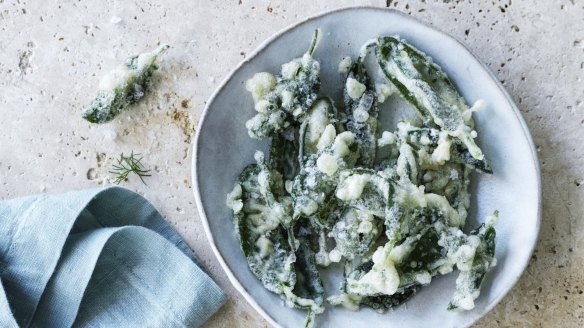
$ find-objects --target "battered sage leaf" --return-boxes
[335,168,392,218]
[291,131,358,220]
[269,126,300,181]
[82,44,169,123]
[226,151,295,295]
[343,41,379,167]
[391,122,475,220]
[292,222,326,326]
[227,152,324,326]
[245,29,322,139]
[328,260,418,312]
[329,207,383,261]
[451,139,492,173]
[376,36,485,160]
[299,98,339,159]
[359,287,418,312]
[448,211,498,311]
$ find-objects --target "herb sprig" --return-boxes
[110,151,151,184]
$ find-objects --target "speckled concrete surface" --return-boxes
[0,0,582,327]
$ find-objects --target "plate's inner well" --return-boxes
[194,8,540,328]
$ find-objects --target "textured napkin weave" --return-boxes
[0,187,226,327]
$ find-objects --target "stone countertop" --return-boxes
[1,0,582,327]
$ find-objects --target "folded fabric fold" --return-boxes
[0,187,226,327]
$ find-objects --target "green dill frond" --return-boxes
[109,151,152,184]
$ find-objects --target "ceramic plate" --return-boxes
[193,7,541,328]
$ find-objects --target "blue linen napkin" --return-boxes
[0,186,226,327]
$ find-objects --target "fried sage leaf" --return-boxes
[292,223,326,326]
[385,181,463,251]
[245,30,322,139]
[82,44,169,123]
[328,207,382,262]
[291,131,358,220]
[392,121,476,221]
[335,168,392,218]
[343,41,379,167]
[226,152,295,292]
[227,151,323,321]
[269,126,300,181]
[448,211,498,311]
[376,36,484,160]
[345,192,494,303]
[396,122,491,174]
[359,287,418,312]
[328,260,418,312]
[299,98,340,158]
